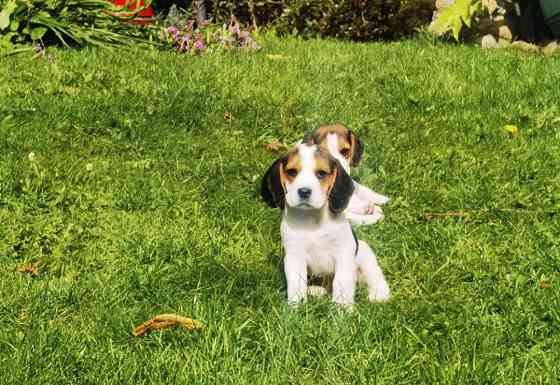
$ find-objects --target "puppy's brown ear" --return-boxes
[328,160,355,214]
[349,130,363,167]
[260,157,287,209]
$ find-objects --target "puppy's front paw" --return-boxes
[368,281,391,303]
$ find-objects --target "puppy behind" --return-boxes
[261,142,390,306]
[304,124,389,226]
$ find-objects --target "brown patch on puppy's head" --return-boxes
[304,124,364,167]
[282,150,302,185]
[313,147,336,194]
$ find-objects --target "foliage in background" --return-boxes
[0,0,435,55]
[429,0,483,40]
[428,0,516,41]
[211,0,434,41]
[159,7,259,54]
[0,0,158,55]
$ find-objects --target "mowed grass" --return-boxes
[1,35,560,384]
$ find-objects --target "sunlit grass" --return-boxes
[1,36,559,384]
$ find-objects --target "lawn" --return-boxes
[1,35,559,384]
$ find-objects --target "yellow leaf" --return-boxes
[429,0,472,41]
[503,124,519,136]
[16,262,39,276]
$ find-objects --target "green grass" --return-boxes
[1,35,560,384]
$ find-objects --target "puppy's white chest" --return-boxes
[304,232,338,275]
[282,222,353,276]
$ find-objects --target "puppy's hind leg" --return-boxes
[356,241,390,303]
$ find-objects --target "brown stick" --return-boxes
[133,314,203,337]
[423,211,469,220]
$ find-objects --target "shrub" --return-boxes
[210,0,434,41]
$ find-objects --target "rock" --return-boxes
[481,34,499,49]
[510,40,540,53]
[498,38,511,48]
[542,41,559,56]
[498,25,513,41]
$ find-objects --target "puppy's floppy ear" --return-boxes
[328,160,355,214]
[349,130,363,167]
[260,157,287,209]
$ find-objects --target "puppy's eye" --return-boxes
[286,169,298,177]
[340,148,351,158]
[316,170,329,179]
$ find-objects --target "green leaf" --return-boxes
[0,0,17,30]
[30,27,48,40]
[10,19,19,32]
[429,0,479,41]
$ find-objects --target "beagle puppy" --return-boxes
[261,142,391,306]
[304,124,389,226]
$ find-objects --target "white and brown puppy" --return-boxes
[261,142,390,306]
[303,124,389,226]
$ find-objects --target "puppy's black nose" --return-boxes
[298,188,312,199]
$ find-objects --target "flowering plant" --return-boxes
[0,0,157,55]
[160,15,260,54]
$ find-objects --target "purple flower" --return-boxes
[166,26,180,42]
[194,38,205,51]
[179,34,192,52]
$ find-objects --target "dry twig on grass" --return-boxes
[133,314,203,337]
